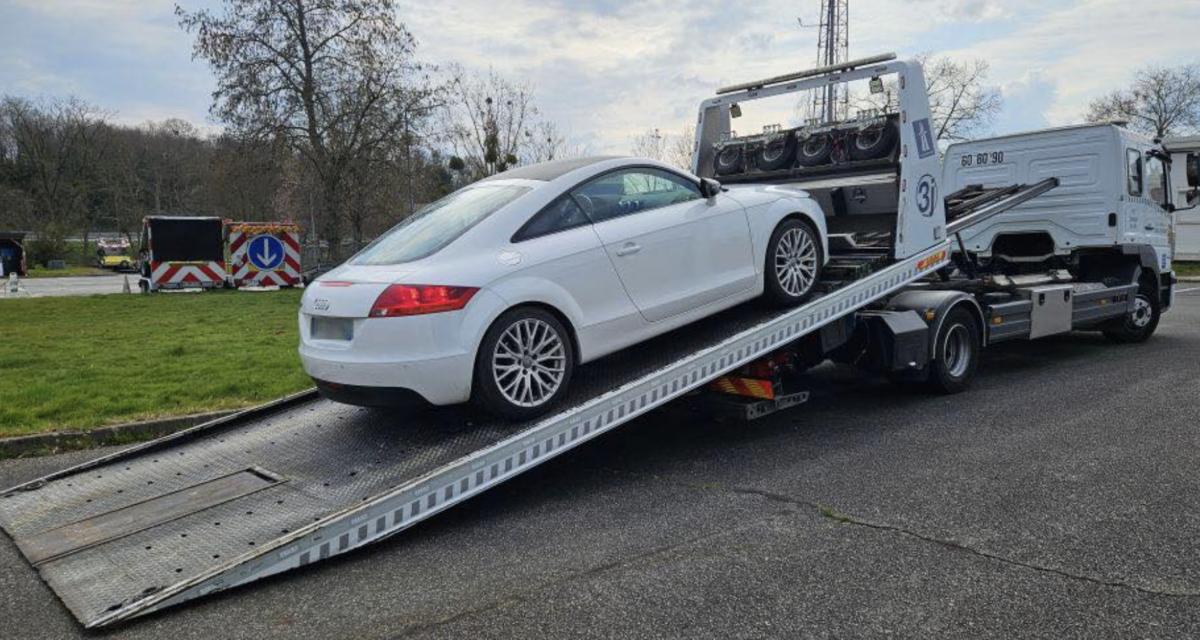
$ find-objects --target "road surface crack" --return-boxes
[394,513,775,637]
[605,468,1200,600]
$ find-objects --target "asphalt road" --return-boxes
[11,274,135,297]
[3,290,1200,639]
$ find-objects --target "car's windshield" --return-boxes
[351,184,531,265]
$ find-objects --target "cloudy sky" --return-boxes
[1,0,1198,152]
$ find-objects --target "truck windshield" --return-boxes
[351,184,531,265]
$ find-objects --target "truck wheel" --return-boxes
[754,134,796,171]
[848,123,898,161]
[926,307,980,394]
[1102,292,1160,343]
[796,134,833,167]
[764,218,823,306]
[473,307,575,420]
[713,144,745,175]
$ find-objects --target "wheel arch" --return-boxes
[886,289,987,350]
[480,299,583,368]
[760,196,829,267]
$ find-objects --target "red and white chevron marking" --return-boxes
[150,261,227,287]
[228,228,302,287]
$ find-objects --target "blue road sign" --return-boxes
[912,118,936,159]
[247,234,285,271]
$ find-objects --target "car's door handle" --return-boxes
[1145,224,1155,231]
[615,242,641,257]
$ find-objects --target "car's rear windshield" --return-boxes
[350,184,531,265]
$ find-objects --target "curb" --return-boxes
[0,410,239,459]
[1179,276,1200,283]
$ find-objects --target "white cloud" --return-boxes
[4,0,1196,150]
[937,0,1200,125]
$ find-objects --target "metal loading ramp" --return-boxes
[0,242,952,628]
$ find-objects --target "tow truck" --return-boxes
[0,54,1173,628]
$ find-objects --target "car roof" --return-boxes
[482,156,625,182]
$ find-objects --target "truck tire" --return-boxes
[754,134,797,171]
[796,134,833,167]
[1102,291,1160,343]
[473,307,575,420]
[926,307,980,394]
[713,143,746,175]
[848,123,898,161]
[764,218,823,306]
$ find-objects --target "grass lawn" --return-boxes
[25,265,114,278]
[0,289,310,437]
[1174,261,1200,278]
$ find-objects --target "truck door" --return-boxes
[1130,151,1172,263]
[1144,154,1173,247]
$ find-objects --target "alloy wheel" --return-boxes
[774,226,819,297]
[492,318,567,408]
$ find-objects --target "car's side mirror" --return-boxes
[699,178,722,199]
[1188,154,1200,188]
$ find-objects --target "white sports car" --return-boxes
[300,156,827,418]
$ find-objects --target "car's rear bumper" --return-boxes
[300,348,475,405]
[312,379,431,408]
[297,289,507,406]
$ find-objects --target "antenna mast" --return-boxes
[810,0,849,122]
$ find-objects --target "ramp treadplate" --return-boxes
[0,301,795,627]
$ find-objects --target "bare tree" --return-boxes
[0,96,108,256]
[1086,65,1200,139]
[444,65,537,179]
[631,128,667,162]
[523,121,577,164]
[630,126,694,171]
[178,0,436,259]
[856,54,1001,142]
[667,125,695,171]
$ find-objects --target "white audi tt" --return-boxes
[300,156,827,418]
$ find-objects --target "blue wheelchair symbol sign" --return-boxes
[247,234,285,270]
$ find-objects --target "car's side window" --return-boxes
[512,194,591,242]
[573,168,702,224]
[1127,149,1143,197]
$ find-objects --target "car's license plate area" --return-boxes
[311,316,354,341]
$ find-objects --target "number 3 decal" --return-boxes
[916,174,937,217]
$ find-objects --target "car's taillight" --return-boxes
[369,285,479,317]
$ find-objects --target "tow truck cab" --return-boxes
[944,124,1186,312]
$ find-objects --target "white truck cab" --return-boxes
[945,124,1174,267]
[943,123,1188,312]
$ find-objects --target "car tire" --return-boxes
[925,307,980,394]
[763,218,823,306]
[796,134,833,167]
[713,143,745,175]
[755,134,797,171]
[473,307,575,420]
[1102,290,1160,343]
[848,123,898,161]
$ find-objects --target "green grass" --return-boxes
[25,265,114,278]
[0,290,310,437]
[1174,261,1200,278]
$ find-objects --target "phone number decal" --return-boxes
[960,151,1005,167]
